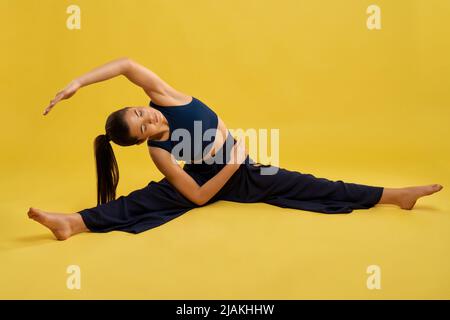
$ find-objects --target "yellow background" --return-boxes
[1,0,449,299]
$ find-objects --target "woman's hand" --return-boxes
[43,80,81,115]
[228,136,248,167]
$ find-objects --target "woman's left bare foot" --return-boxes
[27,207,87,240]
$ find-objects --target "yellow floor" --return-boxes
[1,133,449,299]
[1,0,449,299]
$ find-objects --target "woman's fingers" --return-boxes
[43,92,63,115]
[43,81,80,116]
[43,103,54,115]
[55,91,65,101]
[43,107,50,115]
[43,101,56,115]
[43,102,54,115]
[50,93,62,106]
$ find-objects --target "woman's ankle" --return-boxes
[378,187,402,206]
[68,213,90,235]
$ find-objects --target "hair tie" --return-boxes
[105,134,111,142]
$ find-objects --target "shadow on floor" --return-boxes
[2,233,58,251]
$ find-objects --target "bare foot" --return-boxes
[27,207,76,240]
[397,184,444,210]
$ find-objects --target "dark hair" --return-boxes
[94,107,139,205]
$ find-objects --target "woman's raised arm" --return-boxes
[43,57,177,115]
[44,57,128,115]
[76,57,131,88]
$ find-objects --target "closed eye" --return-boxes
[134,109,144,134]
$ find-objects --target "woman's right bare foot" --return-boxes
[27,207,87,240]
[397,184,444,210]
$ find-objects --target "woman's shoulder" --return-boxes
[150,88,193,107]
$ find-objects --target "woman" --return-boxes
[28,57,443,240]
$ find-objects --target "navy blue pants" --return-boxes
[78,134,384,234]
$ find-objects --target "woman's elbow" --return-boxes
[193,193,208,206]
[119,57,134,73]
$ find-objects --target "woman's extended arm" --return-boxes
[75,57,174,95]
[44,57,128,115]
[74,57,130,87]
[43,57,180,115]
[150,137,248,206]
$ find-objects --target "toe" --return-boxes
[28,208,35,218]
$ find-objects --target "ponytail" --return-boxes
[94,134,119,205]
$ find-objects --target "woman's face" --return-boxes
[123,106,163,144]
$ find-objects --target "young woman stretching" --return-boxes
[28,57,443,240]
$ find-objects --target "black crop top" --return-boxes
[147,96,219,162]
